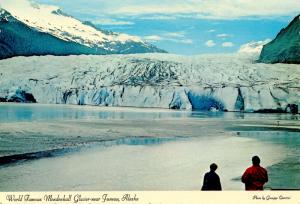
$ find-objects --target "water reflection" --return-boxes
[0,136,181,166]
[0,104,299,190]
[0,103,299,123]
[237,131,300,147]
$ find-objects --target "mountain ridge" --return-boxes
[259,14,300,64]
[0,0,165,59]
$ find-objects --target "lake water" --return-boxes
[0,103,299,191]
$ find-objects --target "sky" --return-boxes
[35,0,300,55]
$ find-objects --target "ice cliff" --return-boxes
[0,53,299,113]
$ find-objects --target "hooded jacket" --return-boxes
[242,165,268,190]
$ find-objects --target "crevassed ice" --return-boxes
[0,53,299,112]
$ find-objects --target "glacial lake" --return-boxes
[0,103,299,191]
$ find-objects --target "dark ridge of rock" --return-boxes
[259,15,300,64]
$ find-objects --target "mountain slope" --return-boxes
[0,0,165,59]
[259,15,300,64]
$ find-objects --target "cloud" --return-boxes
[143,35,163,41]
[143,32,193,44]
[163,31,185,38]
[205,40,216,47]
[167,38,193,44]
[35,0,300,20]
[238,39,271,54]
[208,29,216,33]
[222,42,234,47]
[217,33,232,38]
[139,15,177,20]
[180,39,193,44]
[164,31,193,44]
[110,0,300,19]
[92,18,134,25]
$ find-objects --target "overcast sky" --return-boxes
[36,0,300,55]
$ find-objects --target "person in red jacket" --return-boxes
[242,156,268,190]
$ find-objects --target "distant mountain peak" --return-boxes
[0,0,165,59]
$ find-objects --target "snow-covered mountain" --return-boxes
[0,0,165,59]
[0,53,299,113]
[259,15,300,64]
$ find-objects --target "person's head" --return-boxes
[210,163,218,171]
[252,156,261,166]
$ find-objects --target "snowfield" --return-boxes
[0,53,299,112]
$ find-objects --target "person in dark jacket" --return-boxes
[242,156,268,190]
[201,163,222,191]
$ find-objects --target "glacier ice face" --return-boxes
[187,89,225,111]
[6,88,36,103]
[0,53,299,113]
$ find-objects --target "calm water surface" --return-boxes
[0,103,299,190]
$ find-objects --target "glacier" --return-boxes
[0,53,299,113]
